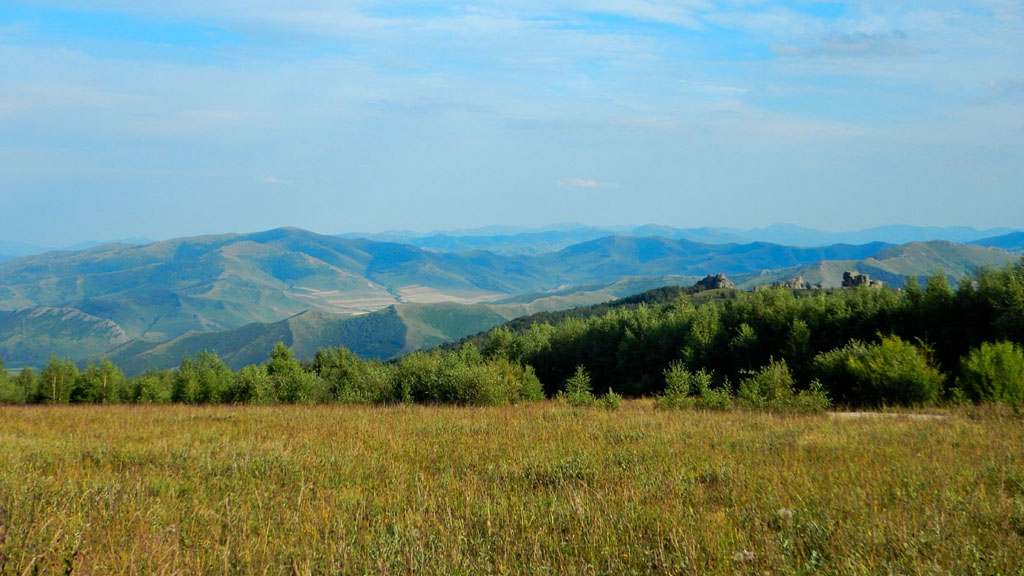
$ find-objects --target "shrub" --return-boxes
[126,370,174,404]
[389,348,544,406]
[491,359,545,403]
[733,358,829,412]
[0,370,25,404]
[957,341,1024,407]
[229,365,274,404]
[561,365,596,407]
[656,362,732,410]
[517,364,546,402]
[697,385,734,411]
[738,358,795,410]
[656,361,696,409]
[394,351,439,403]
[813,335,944,406]
[601,388,622,410]
[792,379,831,413]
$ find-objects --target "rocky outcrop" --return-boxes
[842,270,884,288]
[779,276,807,290]
[694,273,735,291]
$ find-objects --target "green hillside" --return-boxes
[0,307,130,369]
[537,236,891,282]
[106,302,513,375]
[0,228,550,342]
[741,242,1017,288]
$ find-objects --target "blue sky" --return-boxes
[1,0,1022,246]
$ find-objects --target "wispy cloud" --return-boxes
[558,177,618,189]
[773,31,915,58]
[1,1,1022,244]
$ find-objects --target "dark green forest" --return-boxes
[2,258,1023,409]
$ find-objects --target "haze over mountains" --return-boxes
[0,224,1020,373]
[338,224,1018,256]
[2,224,1016,263]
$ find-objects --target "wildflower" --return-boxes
[777,507,793,521]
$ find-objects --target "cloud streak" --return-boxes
[558,177,618,189]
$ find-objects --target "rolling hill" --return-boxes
[742,242,1018,288]
[0,228,553,342]
[1,227,1019,371]
[106,302,516,375]
[0,307,130,369]
[1,228,893,345]
[536,236,892,282]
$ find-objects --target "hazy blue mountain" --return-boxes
[0,240,50,258]
[727,224,1017,247]
[629,225,748,244]
[60,237,153,252]
[971,231,1024,252]
[339,223,1015,254]
[408,228,615,255]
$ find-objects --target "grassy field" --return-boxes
[0,402,1022,575]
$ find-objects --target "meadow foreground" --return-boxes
[0,402,1021,575]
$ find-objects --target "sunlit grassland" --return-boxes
[0,402,1022,575]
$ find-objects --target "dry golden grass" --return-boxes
[0,401,1022,575]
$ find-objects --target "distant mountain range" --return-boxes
[971,231,1024,252]
[0,226,1019,371]
[0,238,153,260]
[339,224,1018,255]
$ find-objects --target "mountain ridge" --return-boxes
[1,227,1019,371]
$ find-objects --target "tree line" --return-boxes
[2,258,1023,409]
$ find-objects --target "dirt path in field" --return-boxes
[829,412,948,422]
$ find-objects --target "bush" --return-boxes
[517,364,546,402]
[814,335,944,406]
[229,365,274,404]
[390,348,545,406]
[561,366,596,407]
[129,370,174,404]
[492,359,545,403]
[0,373,25,404]
[957,341,1024,407]
[697,385,734,411]
[394,351,438,403]
[657,362,697,409]
[600,388,622,410]
[738,358,795,410]
[733,358,829,412]
[655,363,732,410]
[792,380,831,413]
